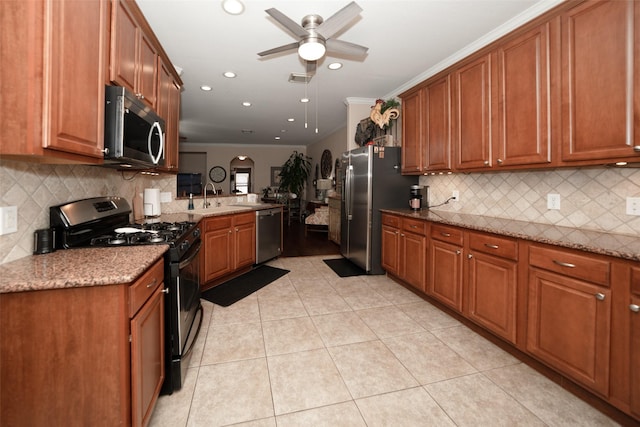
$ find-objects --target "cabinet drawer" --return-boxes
[431,224,463,245]
[529,245,610,286]
[129,259,164,317]
[469,232,517,260]
[234,211,256,226]
[402,218,427,236]
[382,214,400,228]
[204,215,232,232]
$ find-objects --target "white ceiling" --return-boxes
[137,0,561,147]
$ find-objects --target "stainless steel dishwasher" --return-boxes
[256,207,282,264]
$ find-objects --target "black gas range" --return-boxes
[49,196,203,394]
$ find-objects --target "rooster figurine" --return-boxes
[370,99,400,129]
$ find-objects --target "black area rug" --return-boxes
[323,258,366,277]
[201,265,290,307]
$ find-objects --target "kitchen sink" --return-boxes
[184,205,251,215]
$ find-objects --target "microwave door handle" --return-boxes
[148,121,164,164]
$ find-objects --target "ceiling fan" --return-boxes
[257,1,369,75]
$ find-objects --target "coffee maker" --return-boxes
[409,185,429,211]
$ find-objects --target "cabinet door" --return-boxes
[381,225,400,276]
[131,286,164,427]
[401,89,424,173]
[467,252,517,343]
[631,293,640,417]
[496,23,551,167]
[235,222,256,269]
[158,61,180,172]
[527,268,611,395]
[401,231,426,292]
[45,0,107,159]
[453,54,494,170]
[561,0,640,162]
[110,0,138,93]
[424,75,452,171]
[138,31,158,108]
[203,228,234,282]
[428,240,464,311]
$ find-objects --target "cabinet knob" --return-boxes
[228,230,232,234]
[595,293,606,301]
[467,254,473,259]
[497,159,503,164]
[634,146,640,153]
[400,233,405,237]
[484,160,490,166]
[101,148,109,155]
[161,288,169,294]
[630,304,640,313]
[456,250,461,255]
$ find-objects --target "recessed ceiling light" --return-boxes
[300,98,309,103]
[237,155,247,160]
[242,101,251,107]
[200,85,212,91]
[274,136,281,140]
[328,62,343,70]
[221,0,244,15]
[223,71,236,78]
[241,129,253,134]
[281,129,286,133]
[287,118,295,122]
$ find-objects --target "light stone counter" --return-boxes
[0,245,168,293]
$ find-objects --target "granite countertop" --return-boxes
[381,208,640,262]
[178,203,282,218]
[0,245,168,294]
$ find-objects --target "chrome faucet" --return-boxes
[203,182,215,208]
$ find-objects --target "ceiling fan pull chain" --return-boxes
[304,75,309,129]
[315,70,319,134]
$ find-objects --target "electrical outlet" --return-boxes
[626,197,640,216]
[160,192,172,203]
[547,194,561,210]
[0,206,18,235]
[452,190,459,202]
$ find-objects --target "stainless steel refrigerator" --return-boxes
[340,146,418,274]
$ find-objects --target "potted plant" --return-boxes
[278,151,311,198]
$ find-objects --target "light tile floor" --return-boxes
[149,255,620,427]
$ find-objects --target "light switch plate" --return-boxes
[160,192,172,203]
[547,194,561,210]
[0,206,18,235]
[626,197,640,216]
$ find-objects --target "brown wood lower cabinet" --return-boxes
[381,214,426,292]
[0,259,165,427]
[527,245,612,396]
[428,224,464,311]
[201,211,256,287]
[466,232,518,344]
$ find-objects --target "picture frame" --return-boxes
[270,167,282,187]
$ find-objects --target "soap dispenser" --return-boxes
[188,193,194,210]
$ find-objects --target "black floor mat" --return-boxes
[323,258,367,277]
[201,265,290,307]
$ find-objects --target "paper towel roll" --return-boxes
[143,188,162,217]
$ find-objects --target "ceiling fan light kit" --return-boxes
[298,37,326,61]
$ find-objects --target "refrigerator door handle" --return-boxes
[346,164,354,220]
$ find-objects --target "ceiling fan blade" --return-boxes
[265,7,309,39]
[326,39,368,57]
[317,1,363,39]
[306,61,317,75]
[258,42,299,57]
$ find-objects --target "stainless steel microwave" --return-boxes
[104,85,165,169]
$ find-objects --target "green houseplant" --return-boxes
[278,151,311,197]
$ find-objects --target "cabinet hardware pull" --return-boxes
[484,243,499,249]
[228,230,232,234]
[400,233,405,237]
[630,304,640,312]
[553,260,576,268]
[162,288,169,294]
[101,148,109,155]
[146,278,157,288]
[456,250,461,255]
[634,146,640,153]
[595,293,606,301]
[484,160,489,166]
[497,159,503,164]
[410,225,417,228]
[467,254,473,259]
[441,232,451,237]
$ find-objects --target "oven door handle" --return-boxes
[178,240,202,269]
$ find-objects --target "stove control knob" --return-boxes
[193,228,201,239]
[180,241,190,251]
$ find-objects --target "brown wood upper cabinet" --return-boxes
[401,89,425,173]
[0,0,108,163]
[560,0,640,163]
[158,59,181,172]
[110,0,159,109]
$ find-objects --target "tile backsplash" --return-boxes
[421,167,640,236]
[2,159,639,265]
